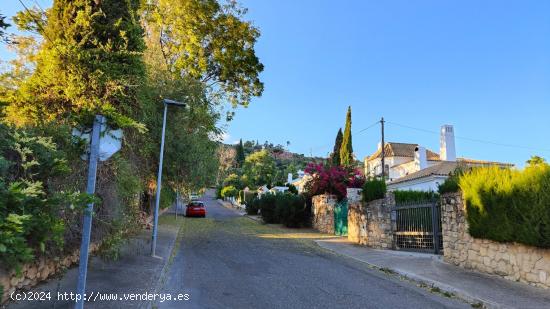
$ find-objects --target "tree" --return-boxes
[142,0,264,108]
[331,128,343,166]
[527,155,547,167]
[0,13,9,42]
[340,106,354,167]
[7,0,146,129]
[236,139,245,167]
[243,150,276,186]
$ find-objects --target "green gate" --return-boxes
[334,199,348,236]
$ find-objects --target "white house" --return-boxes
[287,170,310,193]
[364,125,514,192]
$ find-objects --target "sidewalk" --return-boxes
[216,199,264,222]
[316,238,550,309]
[6,214,181,309]
[217,199,246,215]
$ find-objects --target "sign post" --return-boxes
[75,115,104,309]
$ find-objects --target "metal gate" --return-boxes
[392,199,442,254]
[334,199,348,236]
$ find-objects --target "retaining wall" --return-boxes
[441,192,550,289]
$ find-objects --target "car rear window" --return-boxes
[188,203,204,207]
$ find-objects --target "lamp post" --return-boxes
[151,98,187,257]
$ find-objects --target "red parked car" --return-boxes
[186,201,206,217]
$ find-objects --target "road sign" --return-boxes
[72,125,122,161]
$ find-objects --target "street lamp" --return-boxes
[151,98,188,257]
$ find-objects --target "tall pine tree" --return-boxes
[236,138,246,167]
[331,128,343,166]
[340,106,354,167]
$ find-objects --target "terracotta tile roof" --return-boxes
[367,142,440,161]
[456,158,514,166]
[388,161,464,185]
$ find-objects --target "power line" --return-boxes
[386,120,550,153]
[355,120,380,134]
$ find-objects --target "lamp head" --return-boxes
[163,98,188,109]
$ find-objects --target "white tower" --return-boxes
[440,125,456,161]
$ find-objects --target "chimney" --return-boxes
[440,125,456,161]
[287,173,293,184]
[414,146,428,171]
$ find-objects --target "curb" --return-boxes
[314,241,496,309]
[144,218,182,309]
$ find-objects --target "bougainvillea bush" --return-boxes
[304,163,365,200]
[348,168,366,188]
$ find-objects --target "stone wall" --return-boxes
[347,192,395,249]
[312,194,336,234]
[364,193,395,249]
[347,188,365,243]
[441,192,550,289]
[0,243,100,303]
[348,199,367,244]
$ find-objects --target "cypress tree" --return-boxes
[340,106,354,166]
[331,128,343,166]
[236,138,245,167]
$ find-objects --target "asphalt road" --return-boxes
[155,191,470,309]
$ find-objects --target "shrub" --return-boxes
[394,190,439,204]
[287,184,298,194]
[257,193,309,227]
[362,178,386,202]
[245,198,260,215]
[0,124,90,272]
[243,191,257,205]
[304,163,348,200]
[259,193,278,223]
[276,194,307,228]
[460,165,550,248]
[438,168,465,194]
[215,186,223,199]
[221,185,238,198]
[348,168,366,188]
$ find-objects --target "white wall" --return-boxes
[387,175,448,192]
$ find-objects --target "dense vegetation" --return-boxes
[0,121,91,272]
[217,140,325,199]
[438,168,464,194]
[460,163,550,248]
[246,193,307,228]
[394,190,439,204]
[362,178,386,202]
[0,0,263,271]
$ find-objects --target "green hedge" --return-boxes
[362,178,386,202]
[460,165,550,248]
[259,194,278,223]
[276,194,306,228]
[246,198,260,215]
[257,193,308,227]
[394,190,439,204]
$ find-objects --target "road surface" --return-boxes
[155,191,470,309]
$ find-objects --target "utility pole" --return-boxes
[380,117,385,180]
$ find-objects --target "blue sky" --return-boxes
[2,1,550,167]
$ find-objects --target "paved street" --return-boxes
[154,191,470,309]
